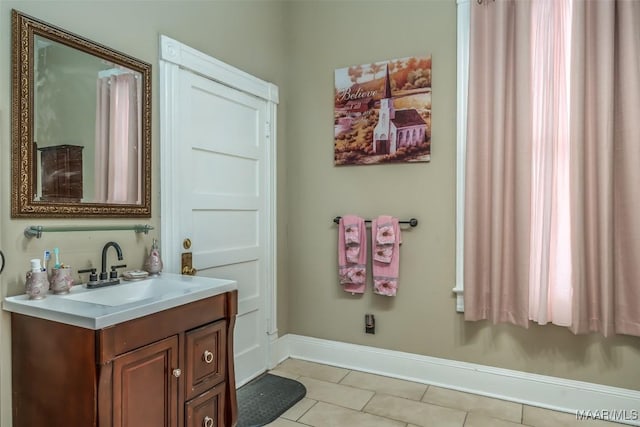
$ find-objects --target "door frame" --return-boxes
[158,35,279,352]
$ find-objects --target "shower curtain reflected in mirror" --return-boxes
[94,71,142,204]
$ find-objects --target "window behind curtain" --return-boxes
[528,0,573,326]
[458,0,640,336]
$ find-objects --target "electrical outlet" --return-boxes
[365,314,375,334]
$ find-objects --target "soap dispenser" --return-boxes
[144,238,163,276]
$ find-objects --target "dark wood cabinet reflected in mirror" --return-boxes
[11,10,151,217]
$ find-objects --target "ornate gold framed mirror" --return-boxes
[11,10,151,217]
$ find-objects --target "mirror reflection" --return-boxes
[11,9,151,217]
[34,35,143,205]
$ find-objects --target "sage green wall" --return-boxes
[1,0,639,425]
[285,0,640,391]
[0,1,288,424]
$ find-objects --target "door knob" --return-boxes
[181,252,197,276]
[203,416,214,427]
[172,368,182,378]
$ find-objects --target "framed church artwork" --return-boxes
[334,56,432,166]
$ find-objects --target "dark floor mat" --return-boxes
[237,373,307,427]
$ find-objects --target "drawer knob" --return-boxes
[203,415,214,427]
[172,368,182,378]
[203,350,214,364]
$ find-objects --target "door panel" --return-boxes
[198,262,260,311]
[176,70,270,386]
[234,311,261,353]
[233,311,264,383]
[189,87,260,154]
[192,211,258,249]
[192,153,258,196]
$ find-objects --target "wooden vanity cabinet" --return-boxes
[10,290,238,427]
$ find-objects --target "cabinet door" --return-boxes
[112,335,179,427]
[185,320,226,400]
[185,383,226,427]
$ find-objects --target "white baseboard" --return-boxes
[270,334,640,426]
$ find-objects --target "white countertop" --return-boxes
[2,273,237,330]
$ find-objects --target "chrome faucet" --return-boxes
[100,241,124,281]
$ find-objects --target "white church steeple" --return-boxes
[380,65,395,119]
[373,65,395,154]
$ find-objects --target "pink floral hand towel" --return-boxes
[373,245,393,264]
[344,219,362,263]
[372,215,401,296]
[338,215,367,294]
[376,223,396,245]
[344,222,360,245]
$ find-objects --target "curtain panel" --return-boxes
[569,0,640,336]
[463,0,640,337]
[94,73,141,204]
[463,0,533,327]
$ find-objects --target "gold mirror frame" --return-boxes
[11,10,152,218]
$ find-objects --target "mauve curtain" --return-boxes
[94,73,141,204]
[465,0,640,337]
[463,0,533,327]
[569,0,640,336]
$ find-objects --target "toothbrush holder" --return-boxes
[25,271,50,299]
[50,267,74,294]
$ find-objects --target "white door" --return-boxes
[159,36,278,387]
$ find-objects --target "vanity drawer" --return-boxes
[185,320,227,400]
[185,383,226,427]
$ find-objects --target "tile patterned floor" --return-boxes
[265,359,627,427]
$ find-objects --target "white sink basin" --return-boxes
[2,273,237,329]
[61,278,190,306]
